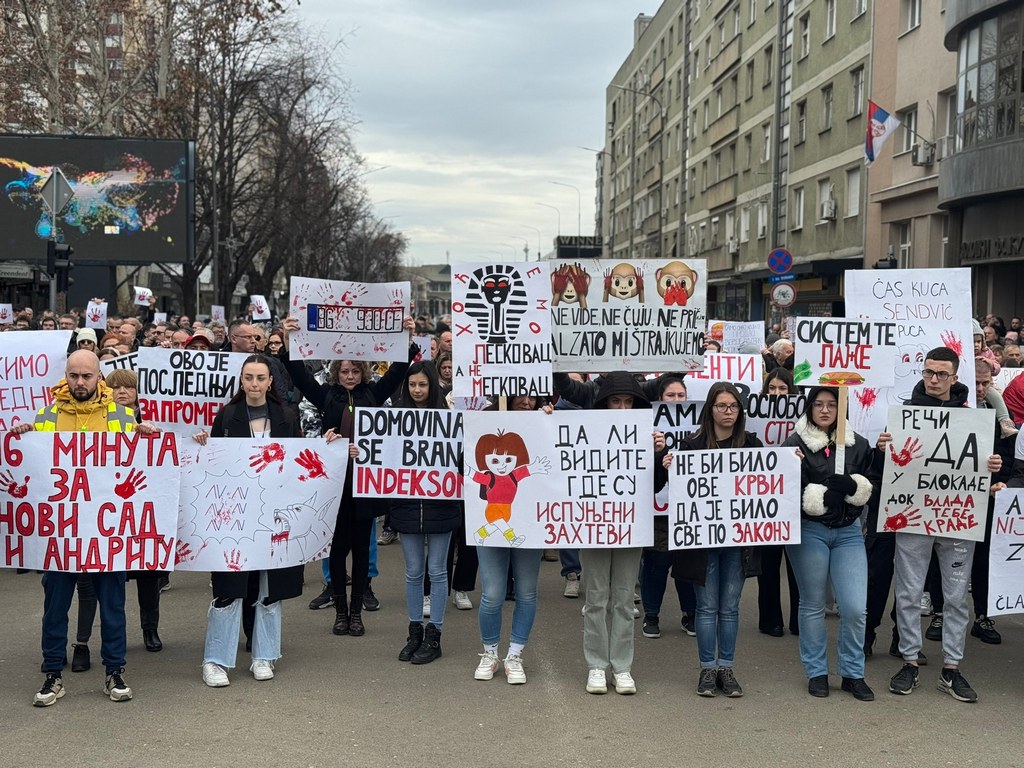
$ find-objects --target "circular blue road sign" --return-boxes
[767,248,793,275]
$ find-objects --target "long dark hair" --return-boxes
[761,366,794,394]
[227,354,282,406]
[696,381,748,448]
[395,361,446,409]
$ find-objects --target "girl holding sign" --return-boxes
[195,354,306,688]
[672,382,762,698]
[782,386,876,701]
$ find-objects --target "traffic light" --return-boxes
[53,243,73,292]
[46,240,56,276]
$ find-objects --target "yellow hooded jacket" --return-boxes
[33,379,136,432]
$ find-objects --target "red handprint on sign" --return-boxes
[224,549,247,571]
[854,387,878,409]
[883,505,923,532]
[250,442,286,473]
[331,340,349,356]
[114,469,148,499]
[939,330,963,357]
[297,342,315,358]
[253,299,266,314]
[0,307,10,322]
[295,449,329,481]
[339,286,368,306]
[175,539,207,565]
[889,437,923,467]
[389,288,404,306]
[0,470,29,498]
[88,307,103,323]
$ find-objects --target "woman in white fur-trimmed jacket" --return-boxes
[782,386,878,702]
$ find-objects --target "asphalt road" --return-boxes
[2,545,1022,768]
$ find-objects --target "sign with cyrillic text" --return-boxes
[0,431,180,572]
[654,394,805,453]
[792,317,898,388]
[707,320,765,352]
[0,331,72,431]
[989,489,1024,616]
[681,354,763,402]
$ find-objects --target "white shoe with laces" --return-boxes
[474,652,500,680]
[503,654,526,684]
[250,659,274,681]
[423,596,431,618]
[586,668,607,694]
[453,591,473,610]
[202,662,229,687]
[613,671,637,695]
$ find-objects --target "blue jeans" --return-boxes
[640,549,695,617]
[369,520,379,579]
[694,549,744,669]
[400,532,451,628]
[787,521,867,679]
[478,546,542,647]
[204,571,281,668]
[42,571,127,674]
[559,548,581,577]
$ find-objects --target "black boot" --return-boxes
[362,580,380,611]
[348,609,365,637]
[332,595,350,635]
[410,623,442,664]
[398,622,424,662]
[71,644,89,673]
[141,609,162,652]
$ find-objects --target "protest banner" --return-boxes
[133,286,153,306]
[462,410,654,548]
[100,352,138,375]
[210,305,226,324]
[989,489,1024,616]
[135,347,249,435]
[0,431,180,571]
[353,407,463,499]
[668,446,801,549]
[707,320,765,352]
[85,301,109,329]
[653,394,805,454]
[550,258,708,373]
[450,262,552,398]
[878,405,995,541]
[451,396,491,411]
[995,367,1024,392]
[845,268,975,441]
[289,276,411,362]
[0,330,72,431]
[0,304,12,324]
[683,353,763,401]
[412,335,433,361]
[153,312,167,324]
[792,317,898,388]
[250,295,271,321]
[175,437,347,571]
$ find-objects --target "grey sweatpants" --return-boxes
[893,533,975,666]
[580,547,643,674]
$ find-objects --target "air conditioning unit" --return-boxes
[727,237,739,255]
[758,224,767,238]
[935,136,953,160]
[911,142,936,166]
[820,199,837,221]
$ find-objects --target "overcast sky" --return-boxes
[293,1,641,265]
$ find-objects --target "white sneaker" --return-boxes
[453,591,473,610]
[474,652,500,680]
[250,659,274,681]
[423,596,431,618]
[613,671,637,695]
[586,668,607,694]
[564,572,581,598]
[504,654,527,684]
[920,592,934,616]
[202,662,229,688]
[633,605,640,618]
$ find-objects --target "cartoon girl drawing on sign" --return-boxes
[470,431,550,546]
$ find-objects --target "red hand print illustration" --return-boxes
[939,330,963,357]
[373,341,388,353]
[114,469,148,499]
[889,437,923,467]
[389,288,404,306]
[331,340,349,356]
[0,307,10,322]
[0,470,29,498]
[297,342,315,358]
[339,286,368,306]
[175,539,207,565]
[854,387,878,409]
[883,505,923,532]
[254,300,266,314]
[224,549,246,571]
[295,449,329,481]
[250,442,286,473]
[88,307,103,323]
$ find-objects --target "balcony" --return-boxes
[709,34,741,84]
[642,164,662,189]
[708,105,739,146]
[705,174,737,210]
[707,246,733,273]
[650,60,665,91]
[648,117,663,141]
[643,213,661,235]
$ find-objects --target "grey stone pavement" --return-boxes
[2,545,1022,768]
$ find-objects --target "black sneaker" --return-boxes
[971,615,1001,644]
[680,613,696,636]
[697,668,718,697]
[841,677,875,701]
[808,675,829,698]
[888,663,919,695]
[938,668,978,703]
[308,583,334,610]
[104,668,133,702]
[716,667,743,697]
[642,616,661,638]
[33,673,65,707]
[925,614,943,641]
[362,581,381,612]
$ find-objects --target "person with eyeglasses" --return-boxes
[877,346,1004,703]
[782,387,876,701]
[671,381,763,698]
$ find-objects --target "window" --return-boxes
[716,87,724,118]
[746,61,755,99]
[689,168,697,198]
[699,222,707,251]
[762,123,771,162]
[703,99,710,130]
[763,45,773,85]
[900,107,918,152]
[796,100,807,143]
[749,0,756,26]
[711,217,720,247]
[725,211,735,244]
[792,187,805,229]
[822,84,834,130]
[824,0,836,39]
[902,0,921,32]
[757,202,769,237]
[799,14,810,58]
[740,206,750,242]
[853,0,867,18]
[702,161,708,190]
[818,178,832,213]
[894,221,912,266]
[713,151,722,183]
[846,168,861,217]
[850,68,865,117]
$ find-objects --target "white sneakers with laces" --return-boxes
[613,671,637,695]
[586,668,607,694]
[474,651,500,680]
[453,591,473,610]
[202,662,229,687]
[503,654,526,684]
[251,659,275,681]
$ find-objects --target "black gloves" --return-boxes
[823,489,846,510]
[827,474,857,497]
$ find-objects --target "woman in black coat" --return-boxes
[195,354,307,687]
[281,315,414,637]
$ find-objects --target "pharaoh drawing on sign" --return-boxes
[468,431,550,546]
[463,264,529,344]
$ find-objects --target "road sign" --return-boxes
[39,168,75,216]
[770,282,797,308]
[768,273,796,284]
[767,248,793,275]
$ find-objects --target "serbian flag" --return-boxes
[865,101,901,165]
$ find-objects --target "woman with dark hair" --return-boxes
[756,368,800,638]
[281,315,414,637]
[194,354,311,687]
[673,381,762,698]
[783,386,876,701]
[388,362,462,664]
[435,352,453,394]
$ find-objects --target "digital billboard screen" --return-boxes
[0,134,194,266]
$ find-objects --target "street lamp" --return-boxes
[536,202,561,237]
[610,83,665,258]
[550,181,582,241]
[521,224,541,260]
[511,236,530,261]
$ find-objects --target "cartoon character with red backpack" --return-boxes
[469,430,550,546]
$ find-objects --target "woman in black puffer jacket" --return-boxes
[782,386,876,702]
